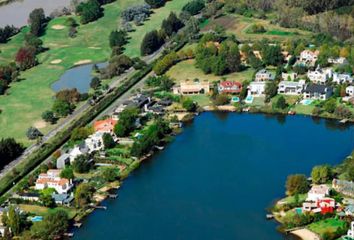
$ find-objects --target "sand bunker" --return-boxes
[89,46,101,49]
[50,59,62,64]
[74,59,92,65]
[51,24,65,30]
[292,229,320,240]
[34,120,46,129]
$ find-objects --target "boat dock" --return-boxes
[90,205,107,210]
[266,214,274,220]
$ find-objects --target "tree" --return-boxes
[145,0,165,8]
[90,76,101,89]
[161,12,184,37]
[182,0,205,15]
[74,183,94,208]
[276,96,288,109]
[28,8,46,36]
[311,165,332,184]
[6,206,21,235]
[15,46,37,70]
[103,133,115,149]
[214,94,230,106]
[76,0,102,24]
[24,33,43,53]
[42,110,56,124]
[286,174,309,196]
[30,210,69,240]
[70,127,93,141]
[262,45,283,66]
[103,54,133,78]
[109,30,127,48]
[72,154,91,173]
[60,167,74,179]
[55,88,80,104]
[114,107,139,137]
[26,127,43,140]
[0,138,24,163]
[141,30,164,56]
[265,81,277,102]
[324,98,337,113]
[153,52,178,75]
[0,25,18,43]
[52,99,73,117]
[182,98,197,112]
[40,194,55,208]
[102,168,118,182]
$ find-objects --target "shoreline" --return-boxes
[291,228,321,240]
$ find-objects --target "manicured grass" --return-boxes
[0,0,188,144]
[19,204,78,219]
[188,95,211,107]
[166,59,254,83]
[279,194,307,204]
[308,218,347,237]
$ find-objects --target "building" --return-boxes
[333,73,353,85]
[56,153,70,169]
[281,72,297,81]
[347,221,354,239]
[278,80,305,95]
[218,81,242,94]
[173,79,210,95]
[346,86,354,97]
[35,170,73,194]
[307,184,330,201]
[328,57,348,65]
[255,69,274,82]
[303,84,333,100]
[307,67,333,84]
[85,132,105,153]
[93,118,117,134]
[317,198,335,214]
[52,193,74,206]
[69,143,89,163]
[300,50,319,65]
[332,179,354,198]
[248,82,266,96]
[344,205,354,217]
[15,192,40,202]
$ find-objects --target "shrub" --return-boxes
[141,30,164,56]
[182,0,205,15]
[249,24,266,33]
[145,0,165,8]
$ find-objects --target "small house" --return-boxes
[307,184,330,201]
[333,73,353,85]
[307,67,333,85]
[56,153,70,169]
[52,193,74,206]
[277,80,305,95]
[218,81,242,94]
[300,50,319,65]
[255,69,274,82]
[247,82,266,96]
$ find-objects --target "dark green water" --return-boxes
[74,113,354,240]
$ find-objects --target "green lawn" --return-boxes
[166,59,254,84]
[0,0,189,144]
[308,218,347,238]
[189,95,211,107]
[19,204,78,219]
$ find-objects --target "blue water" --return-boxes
[74,113,354,240]
[51,62,107,93]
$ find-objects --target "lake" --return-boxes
[74,113,354,240]
[51,62,107,93]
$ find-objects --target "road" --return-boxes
[0,45,165,179]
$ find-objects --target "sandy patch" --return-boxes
[291,229,320,240]
[74,59,92,65]
[50,59,62,64]
[34,120,47,129]
[89,47,101,49]
[51,24,65,30]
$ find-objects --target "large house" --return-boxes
[218,81,242,94]
[277,80,305,95]
[346,86,354,97]
[35,170,73,194]
[332,179,354,198]
[69,143,89,163]
[85,132,105,153]
[333,72,353,85]
[255,69,274,82]
[248,82,266,96]
[173,79,210,95]
[303,84,333,100]
[307,184,330,201]
[300,50,319,65]
[307,67,333,84]
[93,118,117,134]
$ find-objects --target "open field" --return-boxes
[308,218,347,237]
[19,204,78,219]
[201,14,313,42]
[166,59,254,83]
[0,0,188,144]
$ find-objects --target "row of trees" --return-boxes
[0,138,24,167]
[75,0,103,24]
[121,4,151,27]
[0,25,18,43]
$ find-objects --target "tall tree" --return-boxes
[28,8,46,36]
[141,30,164,56]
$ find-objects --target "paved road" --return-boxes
[0,46,165,179]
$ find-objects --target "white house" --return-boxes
[69,143,89,163]
[328,57,348,65]
[300,50,319,65]
[303,84,333,100]
[306,184,330,202]
[346,86,354,97]
[333,72,353,84]
[85,132,105,153]
[255,69,274,82]
[281,72,297,81]
[248,82,266,96]
[307,67,333,84]
[277,80,305,95]
[35,170,73,194]
[347,221,354,239]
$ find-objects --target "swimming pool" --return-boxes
[301,99,313,105]
[231,97,240,103]
[295,208,302,214]
[245,96,254,104]
[31,216,43,222]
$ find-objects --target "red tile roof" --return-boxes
[93,118,117,133]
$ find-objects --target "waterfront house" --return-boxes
[56,153,70,169]
[345,205,354,217]
[316,198,335,214]
[52,193,74,206]
[69,143,89,163]
[85,132,105,153]
[248,82,266,96]
[346,86,354,97]
[173,79,210,95]
[218,81,242,94]
[307,67,333,84]
[93,118,117,134]
[281,72,297,81]
[255,69,275,82]
[307,184,330,201]
[35,170,73,194]
[333,73,353,85]
[303,84,333,100]
[277,80,305,95]
[300,50,319,65]
[332,179,354,198]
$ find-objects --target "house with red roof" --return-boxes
[218,81,242,94]
[35,170,73,194]
[317,198,335,214]
[93,118,117,134]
